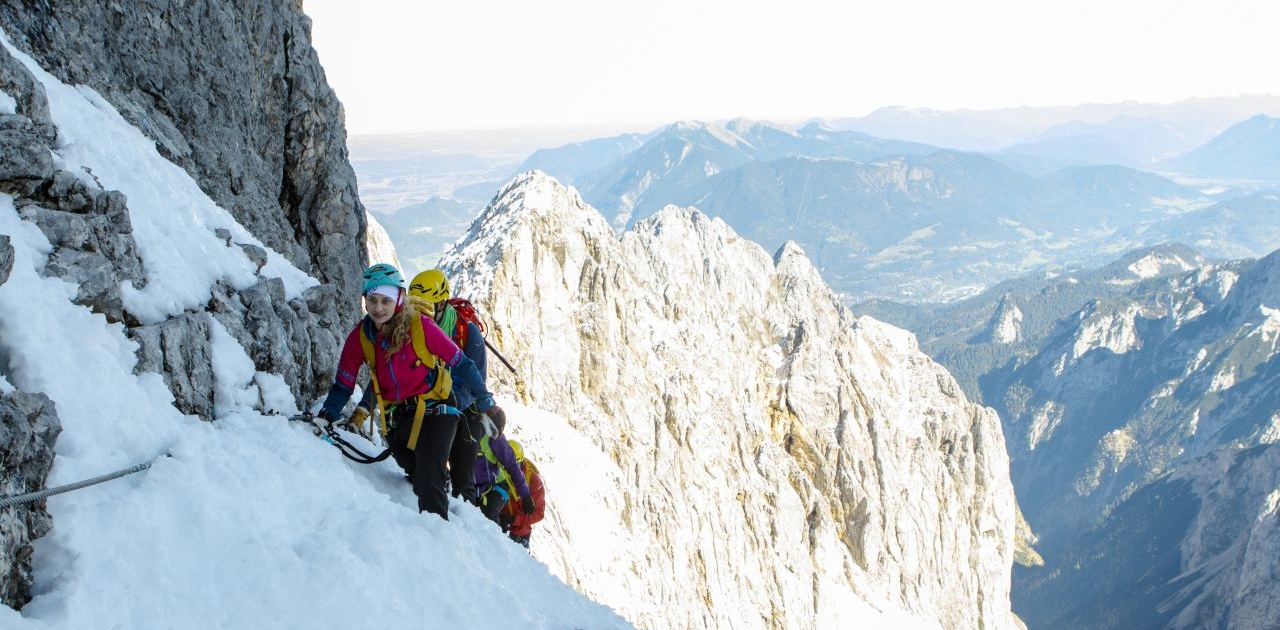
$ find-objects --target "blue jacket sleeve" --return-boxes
[319,382,354,419]
[357,382,375,410]
[463,322,487,381]
[449,353,494,412]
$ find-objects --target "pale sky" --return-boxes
[304,0,1279,136]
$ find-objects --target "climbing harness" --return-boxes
[398,399,462,451]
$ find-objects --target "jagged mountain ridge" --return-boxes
[436,171,1020,630]
[1017,442,1280,630]
[869,244,1280,630]
[997,250,1279,536]
[857,243,1214,400]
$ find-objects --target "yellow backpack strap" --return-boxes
[482,435,510,488]
[406,397,428,450]
[505,458,536,500]
[358,321,390,436]
[410,314,453,400]
[480,434,498,463]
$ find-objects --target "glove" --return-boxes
[521,495,536,515]
[349,406,370,431]
[487,406,507,434]
[310,411,334,435]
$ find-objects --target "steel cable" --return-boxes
[0,460,154,509]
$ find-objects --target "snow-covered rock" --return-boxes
[441,171,1020,630]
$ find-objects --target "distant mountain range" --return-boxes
[374,197,475,275]
[997,117,1199,171]
[350,97,1280,302]
[551,119,1280,302]
[564,119,937,228]
[1165,114,1280,182]
[520,132,651,186]
[825,95,1280,154]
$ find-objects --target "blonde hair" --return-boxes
[381,308,414,358]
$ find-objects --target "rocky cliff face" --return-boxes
[0,0,364,607]
[365,210,401,269]
[1015,442,1280,630]
[982,250,1280,630]
[0,0,363,288]
[0,389,58,609]
[440,172,1020,630]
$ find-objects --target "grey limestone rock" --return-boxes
[0,391,60,610]
[0,235,12,286]
[0,114,53,184]
[0,0,368,610]
[0,34,53,142]
[0,0,363,413]
[0,0,366,305]
[130,313,215,419]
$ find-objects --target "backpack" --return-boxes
[478,433,523,509]
[498,457,542,522]
[409,295,486,349]
[444,297,486,348]
[479,433,511,490]
[506,458,539,501]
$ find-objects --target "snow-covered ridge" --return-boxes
[441,171,1019,630]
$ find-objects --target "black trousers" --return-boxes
[454,407,489,503]
[387,400,476,519]
[479,487,509,524]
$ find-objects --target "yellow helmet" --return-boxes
[408,269,450,303]
[507,439,524,462]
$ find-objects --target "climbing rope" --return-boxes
[0,460,154,509]
[290,413,391,465]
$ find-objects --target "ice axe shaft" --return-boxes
[484,336,517,374]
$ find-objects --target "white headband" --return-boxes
[366,284,402,303]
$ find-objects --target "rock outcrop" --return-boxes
[441,172,1020,630]
[0,390,58,610]
[0,0,365,607]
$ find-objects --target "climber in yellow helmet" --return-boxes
[407,269,493,472]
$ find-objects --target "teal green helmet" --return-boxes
[361,263,406,295]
